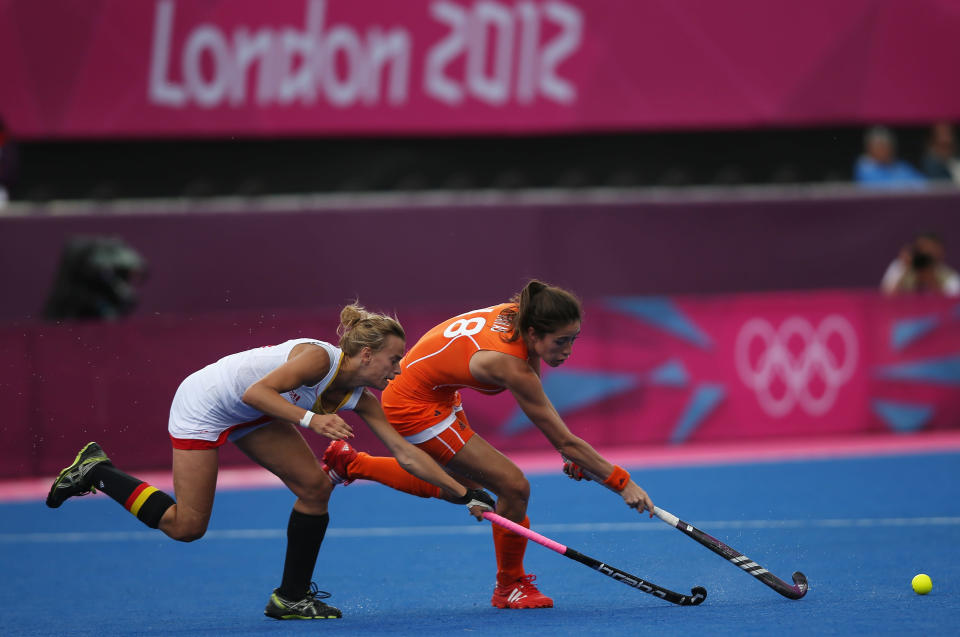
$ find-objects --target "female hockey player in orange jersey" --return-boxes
[322,281,655,609]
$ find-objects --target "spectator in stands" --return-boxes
[854,126,926,188]
[0,115,18,207]
[881,232,960,297]
[921,122,960,184]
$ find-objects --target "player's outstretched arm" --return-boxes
[492,356,654,515]
[355,390,494,519]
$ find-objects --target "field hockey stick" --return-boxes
[652,507,808,600]
[482,511,706,606]
[563,459,808,600]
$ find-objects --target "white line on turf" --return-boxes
[2,516,959,543]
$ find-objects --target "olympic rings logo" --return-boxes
[734,315,858,417]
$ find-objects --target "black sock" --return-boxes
[278,509,330,599]
[90,464,176,529]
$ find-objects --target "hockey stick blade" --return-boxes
[654,507,808,600]
[483,511,706,606]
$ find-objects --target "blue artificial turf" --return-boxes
[2,452,958,636]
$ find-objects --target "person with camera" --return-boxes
[881,232,960,297]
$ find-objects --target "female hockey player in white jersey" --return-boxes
[46,303,493,620]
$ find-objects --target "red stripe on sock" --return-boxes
[124,482,149,511]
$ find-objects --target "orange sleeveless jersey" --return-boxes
[382,303,528,437]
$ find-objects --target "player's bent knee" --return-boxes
[290,470,333,507]
[167,519,208,542]
[175,517,210,542]
[173,529,206,543]
[161,511,209,542]
[498,473,531,504]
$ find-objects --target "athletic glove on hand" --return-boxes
[454,487,495,510]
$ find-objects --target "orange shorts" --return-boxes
[403,407,476,465]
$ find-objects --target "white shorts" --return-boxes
[167,370,272,450]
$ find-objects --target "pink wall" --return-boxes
[4,291,958,479]
[2,0,958,139]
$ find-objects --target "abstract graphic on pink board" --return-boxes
[474,292,960,451]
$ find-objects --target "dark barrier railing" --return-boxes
[3,188,960,323]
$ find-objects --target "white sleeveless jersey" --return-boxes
[168,338,363,444]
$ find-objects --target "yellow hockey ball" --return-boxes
[912,574,932,595]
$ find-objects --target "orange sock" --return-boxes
[347,453,443,499]
[492,515,529,585]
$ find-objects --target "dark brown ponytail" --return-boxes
[507,280,582,342]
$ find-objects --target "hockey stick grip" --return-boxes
[653,506,680,527]
[481,511,567,554]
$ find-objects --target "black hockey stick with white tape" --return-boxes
[483,511,706,606]
[652,507,808,600]
[561,458,807,600]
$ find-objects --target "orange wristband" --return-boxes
[603,465,631,492]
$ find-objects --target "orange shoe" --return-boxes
[491,574,554,609]
[322,440,358,486]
